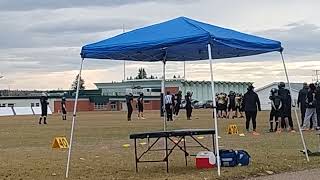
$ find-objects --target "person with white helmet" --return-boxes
[39,92,49,124]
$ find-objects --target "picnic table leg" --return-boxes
[183,136,187,166]
[165,137,169,173]
[134,138,138,172]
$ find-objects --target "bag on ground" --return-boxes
[236,150,250,166]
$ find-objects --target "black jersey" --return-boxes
[40,96,48,108]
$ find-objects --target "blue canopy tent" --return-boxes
[66,17,309,178]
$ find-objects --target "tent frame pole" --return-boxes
[66,58,85,178]
[183,61,186,80]
[208,43,221,176]
[162,60,167,131]
[280,52,309,162]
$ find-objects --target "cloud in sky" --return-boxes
[0,0,319,90]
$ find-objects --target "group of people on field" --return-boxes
[126,93,145,121]
[164,90,193,121]
[268,82,294,133]
[216,91,244,119]
[125,90,194,121]
[38,93,67,124]
[298,82,320,131]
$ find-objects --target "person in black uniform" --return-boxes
[185,91,193,120]
[61,97,67,120]
[297,83,309,126]
[243,85,261,134]
[174,91,182,117]
[228,91,236,119]
[165,91,174,121]
[39,92,49,124]
[137,93,145,119]
[269,88,282,132]
[278,82,295,132]
[126,93,133,121]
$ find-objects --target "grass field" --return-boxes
[1,110,320,180]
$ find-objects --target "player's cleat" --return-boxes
[269,129,273,132]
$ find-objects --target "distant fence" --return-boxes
[0,107,52,116]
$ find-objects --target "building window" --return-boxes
[94,102,107,110]
[151,89,161,92]
[31,103,34,107]
[8,103,15,107]
[144,100,150,104]
[36,103,40,107]
[0,104,6,107]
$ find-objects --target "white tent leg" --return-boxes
[208,43,221,176]
[123,60,126,81]
[162,60,167,131]
[184,61,186,80]
[66,58,85,178]
[280,52,309,162]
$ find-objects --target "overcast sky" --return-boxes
[0,0,319,90]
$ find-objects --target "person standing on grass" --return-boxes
[243,85,261,135]
[137,93,145,119]
[185,91,193,120]
[298,83,309,126]
[39,92,49,125]
[278,82,295,132]
[227,91,236,119]
[61,97,67,120]
[126,93,133,121]
[269,88,282,132]
[302,83,318,130]
[174,91,182,117]
[165,91,173,121]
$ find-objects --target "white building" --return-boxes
[255,82,303,110]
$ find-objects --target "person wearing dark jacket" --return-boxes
[298,83,309,126]
[126,93,133,121]
[39,92,49,124]
[174,91,182,117]
[278,82,295,132]
[302,83,317,130]
[185,91,193,120]
[243,85,261,135]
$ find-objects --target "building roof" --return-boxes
[255,82,303,93]
[95,79,252,87]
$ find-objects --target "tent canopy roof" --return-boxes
[81,16,282,61]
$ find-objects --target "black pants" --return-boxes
[281,111,294,129]
[186,105,192,119]
[127,103,133,120]
[317,107,320,127]
[300,106,306,126]
[165,104,173,121]
[245,111,257,131]
[175,103,181,116]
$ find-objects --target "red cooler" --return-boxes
[196,151,216,169]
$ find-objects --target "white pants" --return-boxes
[303,108,317,129]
